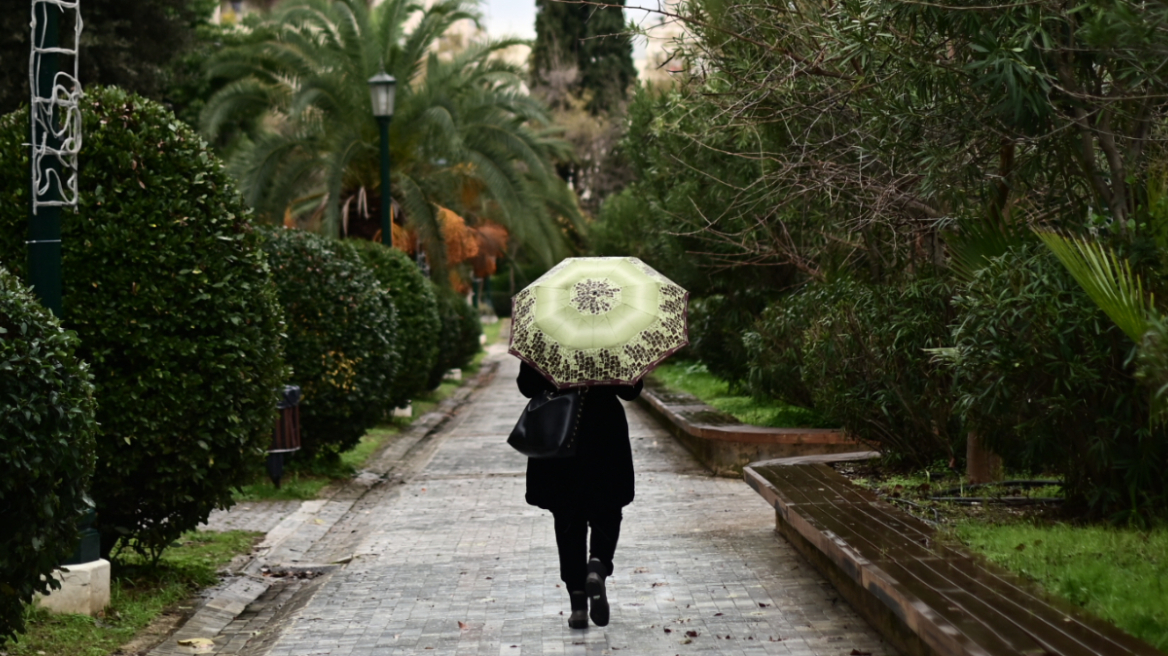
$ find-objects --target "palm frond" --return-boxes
[1036,230,1153,343]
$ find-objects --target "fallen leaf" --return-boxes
[1015,543,1026,551]
[850,650,873,655]
[176,638,215,653]
[680,638,692,645]
[663,628,672,633]
[458,621,469,630]
[714,612,723,616]
[758,602,770,607]
[685,630,699,638]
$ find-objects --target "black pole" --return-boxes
[378,116,392,247]
[28,1,62,317]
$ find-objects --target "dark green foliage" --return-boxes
[350,240,440,406]
[947,247,1166,519]
[801,278,961,467]
[686,292,770,388]
[0,86,287,560]
[0,267,97,642]
[743,283,856,409]
[427,289,481,389]
[261,228,400,458]
[0,0,219,116]
[531,0,635,113]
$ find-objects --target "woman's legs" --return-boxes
[587,507,622,576]
[552,510,588,595]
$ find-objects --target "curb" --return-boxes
[637,379,862,476]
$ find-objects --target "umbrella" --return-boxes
[509,257,689,388]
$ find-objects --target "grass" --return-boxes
[2,531,261,656]
[952,521,1168,650]
[650,360,832,428]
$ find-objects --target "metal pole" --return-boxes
[378,116,392,248]
[29,1,62,317]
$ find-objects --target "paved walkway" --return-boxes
[213,355,894,656]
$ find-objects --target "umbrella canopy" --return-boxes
[509,257,689,388]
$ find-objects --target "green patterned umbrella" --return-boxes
[509,257,689,388]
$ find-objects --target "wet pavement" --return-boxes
[200,354,894,656]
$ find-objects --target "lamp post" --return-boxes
[367,69,396,247]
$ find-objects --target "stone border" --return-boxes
[637,379,862,476]
[744,454,1165,656]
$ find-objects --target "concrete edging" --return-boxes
[636,380,862,476]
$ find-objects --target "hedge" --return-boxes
[0,87,287,559]
[261,228,400,457]
[427,287,482,389]
[0,266,98,641]
[350,240,440,407]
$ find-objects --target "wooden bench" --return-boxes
[637,379,861,476]
[744,456,1164,656]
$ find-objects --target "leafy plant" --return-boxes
[426,288,481,389]
[943,246,1166,518]
[0,267,97,642]
[260,228,400,458]
[350,240,441,407]
[801,277,961,467]
[687,292,770,388]
[0,87,288,560]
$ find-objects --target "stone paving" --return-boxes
[248,356,895,656]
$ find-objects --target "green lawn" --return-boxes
[3,531,261,656]
[954,522,1168,650]
[649,361,832,428]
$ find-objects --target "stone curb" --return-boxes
[147,355,503,656]
[637,379,863,476]
[743,456,1165,656]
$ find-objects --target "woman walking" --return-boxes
[506,256,689,629]
[517,361,643,629]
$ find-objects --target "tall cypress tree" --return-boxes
[531,0,635,113]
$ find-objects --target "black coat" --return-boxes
[517,361,643,512]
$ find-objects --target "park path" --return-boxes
[216,354,894,656]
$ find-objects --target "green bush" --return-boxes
[801,277,961,467]
[350,240,440,407]
[0,267,98,642]
[0,87,287,559]
[743,283,855,408]
[946,246,1163,518]
[687,292,770,388]
[427,288,481,389]
[262,228,400,457]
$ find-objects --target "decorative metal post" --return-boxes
[367,69,396,248]
[28,0,82,317]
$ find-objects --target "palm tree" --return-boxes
[200,0,582,270]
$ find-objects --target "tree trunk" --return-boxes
[966,432,1002,484]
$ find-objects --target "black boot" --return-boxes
[586,558,609,626]
[568,591,588,629]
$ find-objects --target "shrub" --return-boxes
[801,277,961,467]
[0,87,287,559]
[743,283,855,408]
[0,267,98,642]
[350,240,440,407]
[946,246,1163,518]
[687,291,770,388]
[427,288,481,389]
[262,228,400,457]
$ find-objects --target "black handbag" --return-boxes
[507,387,588,458]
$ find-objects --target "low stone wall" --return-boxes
[637,379,862,476]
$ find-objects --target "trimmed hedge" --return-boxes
[0,266,98,641]
[350,240,440,407]
[0,87,287,559]
[262,228,400,457]
[427,288,482,389]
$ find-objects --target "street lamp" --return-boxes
[367,69,397,247]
